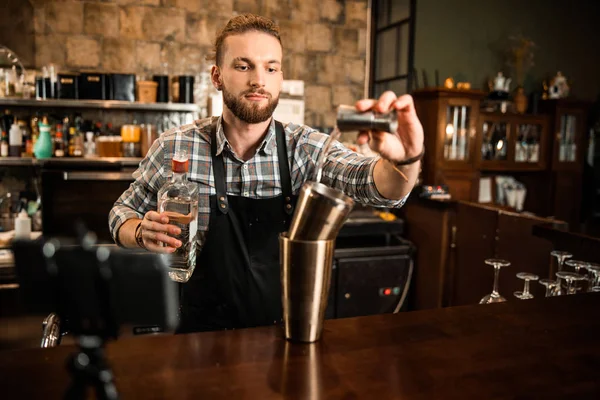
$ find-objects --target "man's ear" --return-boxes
[211,65,223,91]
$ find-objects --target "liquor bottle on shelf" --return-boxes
[8,123,22,157]
[0,131,8,157]
[68,126,83,157]
[157,147,199,283]
[54,131,65,157]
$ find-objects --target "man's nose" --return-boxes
[249,68,266,88]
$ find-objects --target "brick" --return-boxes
[66,36,100,68]
[322,110,338,129]
[117,0,160,5]
[345,1,368,28]
[186,13,229,46]
[84,3,119,38]
[34,34,66,68]
[332,85,360,107]
[291,0,319,22]
[261,0,292,21]
[164,0,233,15]
[358,28,367,58]
[142,7,186,42]
[102,38,136,73]
[284,53,315,82]
[316,54,345,86]
[234,0,260,14]
[179,45,211,75]
[344,58,365,84]
[279,20,305,54]
[119,6,148,40]
[305,24,332,52]
[321,0,343,23]
[136,42,162,75]
[207,0,234,16]
[305,85,331,112]
[334,27,359,57]
[45,1,83,34]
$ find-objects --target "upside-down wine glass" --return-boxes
[550,251,572,296]
[480,259,511,304]
[555,271,587,295]
[514,272,539,300]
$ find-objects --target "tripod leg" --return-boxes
[64,352,92,400]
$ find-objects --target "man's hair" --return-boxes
[210,14,282,66]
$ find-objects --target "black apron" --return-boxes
[177,120,296,333]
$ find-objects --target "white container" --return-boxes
[14,209,31,239]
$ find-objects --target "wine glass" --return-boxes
[565,259,587,274]
[584,263,600,292]
[480,259,511,304]
[538,279,558,297]
[550,250,572,273]
[555,271,586,295]
[514,272,539,300]
[565,260,589,292]
[550,251,572,296]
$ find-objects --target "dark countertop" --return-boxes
[1,293,599,399]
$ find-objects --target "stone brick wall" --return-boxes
[27,0,368,128]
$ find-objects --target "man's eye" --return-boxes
[236,65,249,71]
[268,68,278,73]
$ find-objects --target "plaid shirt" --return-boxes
[109,116,408,246]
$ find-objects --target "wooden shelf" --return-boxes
[0,98,201,113]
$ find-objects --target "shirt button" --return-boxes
[243,164,248,170]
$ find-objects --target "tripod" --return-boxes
[65,335,119,400]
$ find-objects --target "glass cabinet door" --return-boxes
[444,105,471,161]
[558,114,577,162]
[481,120,508,161]
[515,123,542,163]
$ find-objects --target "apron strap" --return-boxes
[210,121,229,214]
[275,121,294,215]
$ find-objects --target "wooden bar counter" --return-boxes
[1,293,599,399]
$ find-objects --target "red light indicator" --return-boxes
[384,288,392,296]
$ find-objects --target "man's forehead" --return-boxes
[222,32,282,63]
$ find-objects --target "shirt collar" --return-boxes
[215,116,277,156]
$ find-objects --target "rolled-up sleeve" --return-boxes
[298,130,409,208]
[108,137,168,242]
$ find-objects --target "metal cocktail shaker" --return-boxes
[336,104,398,133]
[287,181,354,241]
[280,233,335,343]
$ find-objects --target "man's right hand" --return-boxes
[139,211,182,253]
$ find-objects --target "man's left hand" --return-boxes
[355,91,424,163]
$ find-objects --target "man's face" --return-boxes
[214,31,283,124]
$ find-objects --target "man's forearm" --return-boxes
[117,218,142,249]
[373,158,420,200]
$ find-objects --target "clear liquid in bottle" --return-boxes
[157,155,199,282]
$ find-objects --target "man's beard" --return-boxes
[222,85,279,124]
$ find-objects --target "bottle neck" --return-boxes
[171,170,187,182]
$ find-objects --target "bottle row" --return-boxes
[0,109,158,159]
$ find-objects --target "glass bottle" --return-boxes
[157,149,199,282]
[54,131,65,157]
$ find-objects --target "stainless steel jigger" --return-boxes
[280,233,335,343]
[336,104,398,133]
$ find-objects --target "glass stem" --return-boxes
[524,280,530,296]
[492,266,501,295]
[558,256,565,273]
[567,280,574,295]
